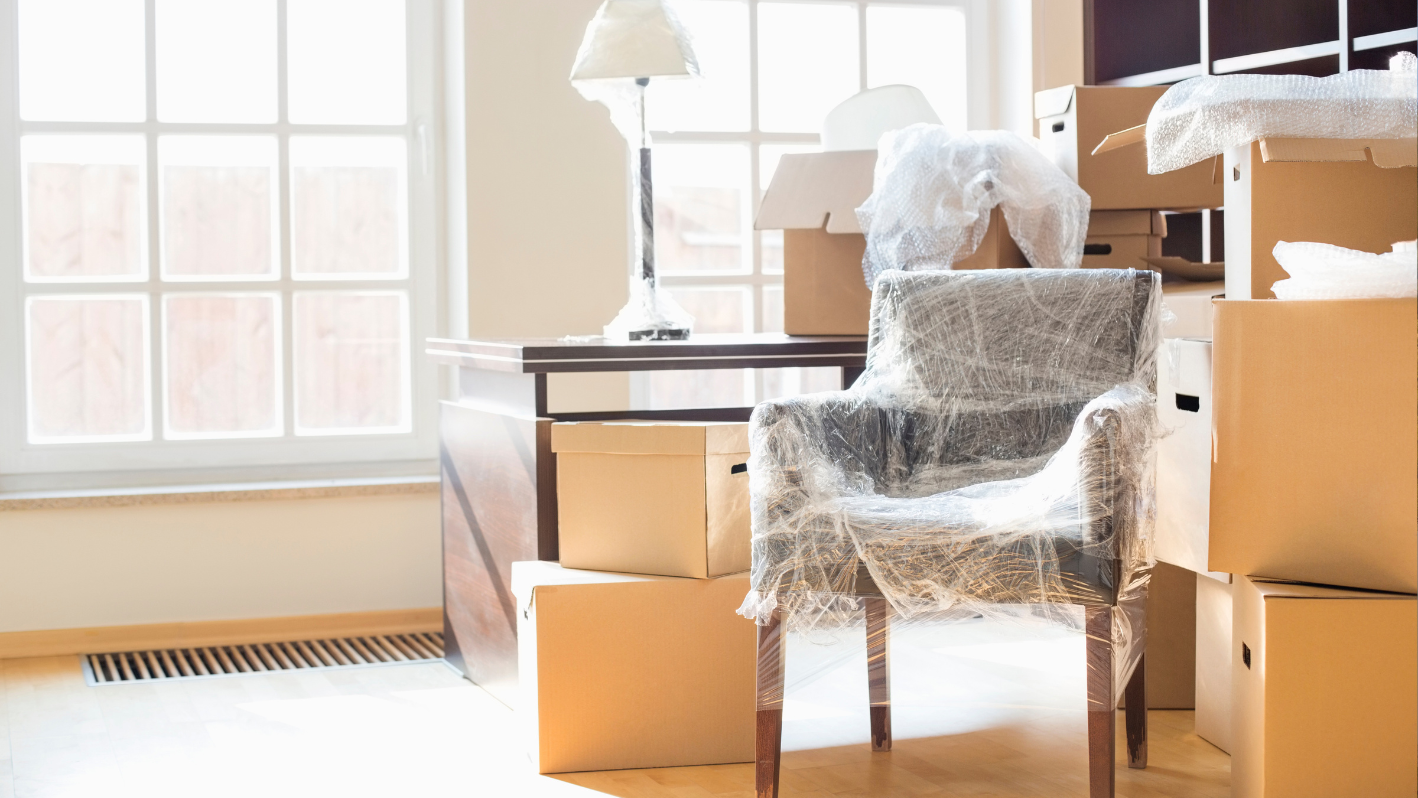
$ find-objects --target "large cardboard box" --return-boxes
[1223,138,1417,299]
[1210,299,1418,593]
[1034,85,1222,210]
[756,150,1026,336]
[1155,337,1220,577]
[1194,573,1232,753]
[513,561,755,774]
[1082,210,1165,270]
[1232,576,1417,798]
[1159,281,1223,339]
[1119,561,1196,710]
[552,421,750,579]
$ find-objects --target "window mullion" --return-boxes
[144,0,165,441]
[277,0,295,438]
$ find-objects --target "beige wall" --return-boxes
[0,493,441,634]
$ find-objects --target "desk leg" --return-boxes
[440,386,556,707]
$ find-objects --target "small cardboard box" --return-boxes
[1210,299,1418,593]
[1194,573,1232,754]
[1159,281,1223,339]
[1223,138,1417,298]
[1034,85,1222,210]
[513,562,755,774]
[552,421,751,579]
[755,150,1026,336]
[1082,210,1165,270]
[1232,576,1417,798]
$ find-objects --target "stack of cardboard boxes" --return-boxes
[512,421,757,774]
[1085,96,1418,796]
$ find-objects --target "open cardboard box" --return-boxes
[1232,576,1417,797]
[1094,127,1417,298]
[1035,85,1222,210]
[756,150,1026,336]
[1082,210,1166,270]
[513,562,755,774]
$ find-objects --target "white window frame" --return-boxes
[0,0,444,488]
[644,0,974,406]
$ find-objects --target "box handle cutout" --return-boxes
[1175,394,1200,412]
[1051,121,1065,133]
[1233,166,1241,181]
[1242,642,1251,669]
[1083,243,1113,256]
[731,462,748,475]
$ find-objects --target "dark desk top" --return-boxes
[426,333,868,374]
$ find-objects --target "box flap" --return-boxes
[1092,122,1147,156]
[1144,257,1224,282]
[550,421,749,455]
[1250,577,1418,602]
[1087,209,1159,237]
[510,560,675,606]
[755,150,876,234]
[1259,136,1418,168]
[1034,84,1076,119]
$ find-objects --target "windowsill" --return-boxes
[0,475,439,512]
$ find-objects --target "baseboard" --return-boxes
[0,607,443,660]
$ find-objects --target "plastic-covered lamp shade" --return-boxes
[570,0,700,81]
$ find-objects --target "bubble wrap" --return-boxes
[739,268,1161,705]
[1146,51,1418,175]
[1272,240,1418,300]
[855,125,1091,285]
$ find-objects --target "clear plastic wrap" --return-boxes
[739,268,1162,715]
[1146,51,1418,175]
[1271,240,1418,300]
[855,125,1091,284]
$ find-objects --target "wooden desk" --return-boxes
[425,334,868,705]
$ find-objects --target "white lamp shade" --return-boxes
[821,85,943,151]
[570,0,700,82]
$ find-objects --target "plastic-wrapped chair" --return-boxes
[743,268,1160,798]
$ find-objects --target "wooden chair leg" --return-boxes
[865,596,892,752]
[1085,606,1115,798]
[1124,652,1148,768]
[755,610,786,798]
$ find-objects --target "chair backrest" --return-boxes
[862,269,1159,404]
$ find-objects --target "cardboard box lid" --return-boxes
[1033,85,1076,119]
[1093,124,1418,169]
[1250,578,1417,603]
[755,150,876,234]
[1088,209,1167,237]
[550,421,750,456]
[512,561,749,614]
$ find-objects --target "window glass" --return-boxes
[290,137,408,279]
[288,0,407,124]
[163,294,281,438]
[757,2,860,133]
[159,137,279,280]
[757,143,821,274]
[156,0,278,123]
[293,292,410,433]
[647,0,751,132]
[866,5,969,133]
[18,0,145,122]
[27,296,150,442]
[22,136,147,282]
[653,143,751,275]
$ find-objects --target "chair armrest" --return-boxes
[1075,384,1157,604]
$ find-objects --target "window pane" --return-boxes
[288,0,407,124]
[19,0,145,122]
[758,2,859,133]
[654,143,750,275]
[758,144,821,274]
[163,294,280,438]
[290,137,408,279]
[27,296,149,442]
[156,0,277,123]
[293,292,409,433]
[866,5,969,134]
[22,136,146,282]
[160,137,278,280]
[670,287,749,334]
[649,288,749,409]
[646,0,750,132]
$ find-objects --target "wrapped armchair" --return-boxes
[741,268,1161,798]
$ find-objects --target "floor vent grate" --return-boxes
[82,633,445,685]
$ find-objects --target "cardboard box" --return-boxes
[1232,576,1417,798]
[1034,85,1222,210]
[513,561,755,774]
[1223,138,1418,298]
[1194,573,1232,753]
[1119,561,1196,710]
[552,421,751,579]
[1082,210,1165,270]
[1159,281,1223,339]
[756,150,1026,336]
[1155,337,1220,577]
[1210,299,1418,593]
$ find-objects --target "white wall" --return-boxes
[976,0,1085,136]
[0,493,440,633]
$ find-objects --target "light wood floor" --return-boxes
[0,653,1228,798]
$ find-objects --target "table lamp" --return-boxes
[571,0,700,340]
